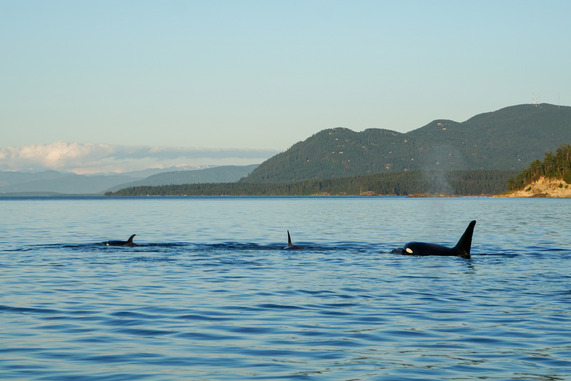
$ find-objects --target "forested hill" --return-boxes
[242,104,571,183]
[105,164,258,192]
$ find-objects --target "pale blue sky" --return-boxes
[1,1,570,158]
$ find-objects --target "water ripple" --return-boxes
[1,198,571,380]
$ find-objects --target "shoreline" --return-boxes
[495,177,571,198]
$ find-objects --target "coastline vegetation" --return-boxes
[105,170,516,197]
[507,144,571,191]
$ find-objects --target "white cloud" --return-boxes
[0,142,278,174]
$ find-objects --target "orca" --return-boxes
[106,234,138,247]
[401,220,476,258]
[285,230,302,250]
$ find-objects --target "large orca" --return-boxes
[401,220,476,258]
[106,234,138,247]
[285,230,302,250]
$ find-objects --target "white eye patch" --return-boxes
[405,248,413,254]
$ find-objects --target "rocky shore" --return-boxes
[496,177,571,198]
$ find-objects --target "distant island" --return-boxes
[497,144,571,198]
[0,165,259,197]
[106,103,571,197]
[3,103,569,198]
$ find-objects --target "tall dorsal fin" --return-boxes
[454,221,476,258]
[287,230,293,246]
[127,234,136,244]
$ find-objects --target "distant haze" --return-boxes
[0,142,278,174]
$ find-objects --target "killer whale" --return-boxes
[285,230,302,250]
[106,234,138,247]
[401,220,476,259]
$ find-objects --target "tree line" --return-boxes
[507,144,571,190]
[106,170,516,197]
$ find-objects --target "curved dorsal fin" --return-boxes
[127,234,136,243]
[454,221,476,258]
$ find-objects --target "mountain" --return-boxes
[242,104,571,183]
[0,171,140,195]
[0,170,64,187]
[0,165,259,196]
[105,164,258,192]
[117,165,208,178]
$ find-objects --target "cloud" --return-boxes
[0,142,278,174]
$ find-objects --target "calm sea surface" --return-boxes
[1,197,570,380]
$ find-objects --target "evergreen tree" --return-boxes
[507,144,571,190]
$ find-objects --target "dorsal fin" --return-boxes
[454,221,476,258]
[287,230,293,246]
[127,234,136,243]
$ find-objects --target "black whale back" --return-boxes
[402,220,476,258]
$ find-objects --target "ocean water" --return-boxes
[0,196,570,380]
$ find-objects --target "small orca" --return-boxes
[401,220,476,259]
[106,234,139,247]
[285,230,302,250]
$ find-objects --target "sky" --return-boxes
[1,0,570,173]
